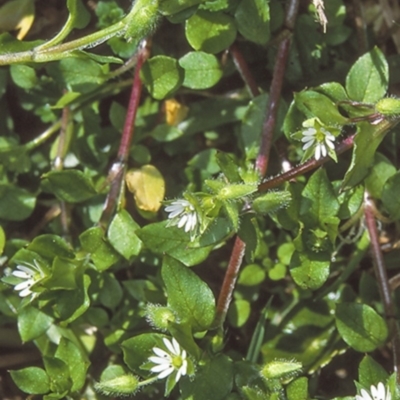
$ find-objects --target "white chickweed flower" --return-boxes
[148,337,188,383]
[165,199,198,233]
[11,262,43,297]
[356,382,392,400]
[301,126,335,160]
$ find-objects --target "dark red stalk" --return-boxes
[364,192,400,379]
[213,0,300,329]
[99,41,149,227]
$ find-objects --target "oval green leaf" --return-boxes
[185,10,236,54]
[10,367,50,395]
[179,51,222,89]
[141,55,184,100]
[335,302,388,352]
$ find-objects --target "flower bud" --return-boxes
[218,183,257,200]
[94,374,139,397]
[375,97,400,116]
[260,359,302,380]
[145,304,176,330]
[252,190,291,215]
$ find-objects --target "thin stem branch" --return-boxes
[258,133,355,192]
[229,43,260,98]
[364,191,400,380]
[99,40,149,227]
[213,0,300,329]
[213,236,246,329]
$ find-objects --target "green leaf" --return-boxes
[358,355,389,389]
[162,255,215,331]
[99,273,123,309]
[335,303,388,352]
[53,274,91,324]
[345,47,388,103]
[10,64,37,89]
[0,32,42,54]
[365,153,396,198]
[286,377,309,400]
[41,170,97,203]
[289,251,330,290]
[382,171,400,220]
[179,51,222,89]
[180,354,233,400]
[48,58,107,91]
[136,221,211,266]
[341,120,396,191]
[79,227,120,270]
[55,338,90,392]
[293,91,348,125]
[36,0,90,50]
[0,184,35,221]
[141,55,184,100]
[160,0,204,15]
[185,10,236,54]
[234,0,270,45]
[18,306,53,342]
[300,168,340,226]
[227,299,250,327]
[10,367,50,395]
[43,356,72,394]
[27,234,75,260]
[108,210,142,259]
[122,333,165,375]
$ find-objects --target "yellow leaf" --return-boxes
[0,0,35,40]
[125,165,165,213]
[164,98,189,126]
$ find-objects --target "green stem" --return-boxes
[0,0,160,65]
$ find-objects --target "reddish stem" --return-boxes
[364,192,400,379]
[99,41,149,227]
[229,43,260,98]
[213,0,300,329]
[258,133,355,192]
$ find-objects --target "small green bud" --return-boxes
[261,359,302,380]
[375,97,400,116]
[145,304,176,330]
[252,190,291,215]
[218,183,257,200]
[94,374,139,397]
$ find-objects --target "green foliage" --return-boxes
[1,1,400,399]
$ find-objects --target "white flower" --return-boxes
[165,199,198,233]
[356,382,392,400]
[11,263,43,297]
[301,127,335,160]
[148,337,188,383]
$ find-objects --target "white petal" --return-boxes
[302,140,315,150]
[15,280,33,291]
[177,214,188,228]
[12,271,31,279]
[302,128,317,136]
[163,337,176,354]
[180,359,188,376]
[157,366,174,379]
[19,287,33,297]
[325,138,335,149]
[314,144,321,160]
[153,347,170,358]
[185,214,196,232]
[16,265,35,274]
[167,209,184,218]
[149,356,170,365]
[151,363,171,373]
[171,337,181,355]
[359,388,373,400]
[320,144,327,158]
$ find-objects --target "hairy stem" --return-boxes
[99,41,149,227]
[213,0,300,329]
[364,191,400,380]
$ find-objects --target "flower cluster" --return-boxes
[165,199,198,234]
[148,337,188,383]
[356,382,391,400]
[301,126,335,160]
[11,262,44,297]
